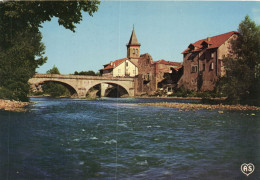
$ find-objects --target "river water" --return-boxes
[0,97,259,179]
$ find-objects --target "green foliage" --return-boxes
[216,15,260,106]
[95,71,100,76]
[74,70,97,76]
[0,1,100,101]
[0,1,100,33]
[47,65,60,74]
[174,86,196,97]
[0,82,29,102]
[172,86,217,100]
[216,58,252,104]
[0,28,45,101]
[42,66,70,97]
[42,82,70,98]
[29,91,43,96]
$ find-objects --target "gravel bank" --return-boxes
[141,102,260,111]
[0,99,30,112]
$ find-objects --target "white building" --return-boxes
[100,27,140,77]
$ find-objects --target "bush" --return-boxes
[74,70,98,76]
[173,86,196,97]
[0,81,29,102]
[171,86,218,99]
[42,82,70,97]
[216,16,260,106]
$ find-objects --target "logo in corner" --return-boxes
[241,163,255,176]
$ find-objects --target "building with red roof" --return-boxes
[100,27,183,96]
[99,27,140,77]
[178,31,239,91]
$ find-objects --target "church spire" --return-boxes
[127,26,140,46]
[127,26,141,59]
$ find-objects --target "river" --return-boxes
[0,97,259,179]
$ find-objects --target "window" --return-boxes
[210,62,214,70]
[136,49,138,54]
[211,52,214,58]
[126,62,128,67]
[191,65,198,73]
[147,73,150,81]
[133,48,135,54]
[203,64,205,71]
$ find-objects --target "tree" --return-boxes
[74,70,97,76]
[0,1,100,101]
[42,66,70,97]
[217,16,260,105]
[0,21,47,101]
[47,65,60,74]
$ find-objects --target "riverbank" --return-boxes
[134,96,201,100]
[0,99,30,112]
[141,102,260,111]
[133,95,227,101]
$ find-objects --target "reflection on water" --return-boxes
[0,97,259,179]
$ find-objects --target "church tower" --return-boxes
[127,26,141,59]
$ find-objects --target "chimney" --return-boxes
[207,37,211,41]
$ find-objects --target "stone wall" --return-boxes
[178,49,219,91]
[134,53,157,96]
[178,34,237,91]
[217,34,238,77]
[156,63,171,86]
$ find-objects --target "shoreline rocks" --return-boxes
[141,102,260,111]
[0,99,30,112]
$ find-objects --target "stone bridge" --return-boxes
[28,74,135,97]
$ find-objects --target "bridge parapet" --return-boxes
[33,74,135,81]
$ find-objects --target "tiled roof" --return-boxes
[101,65,113,70]
[155,59,182,67]
[100,58,128,71]
[113,58,128,67]
[182,31,239,54]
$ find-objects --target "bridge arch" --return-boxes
[29,79,79,97]
[85,81,130,97]
[103,84,128,97]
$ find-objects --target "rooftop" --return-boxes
[182,31,239,54]
[155,59,182,67]
[100,58,128,71]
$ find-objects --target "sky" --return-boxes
[37,1,260,74]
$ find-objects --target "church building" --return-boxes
[100,27,183,96]
[99,27,140,77]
